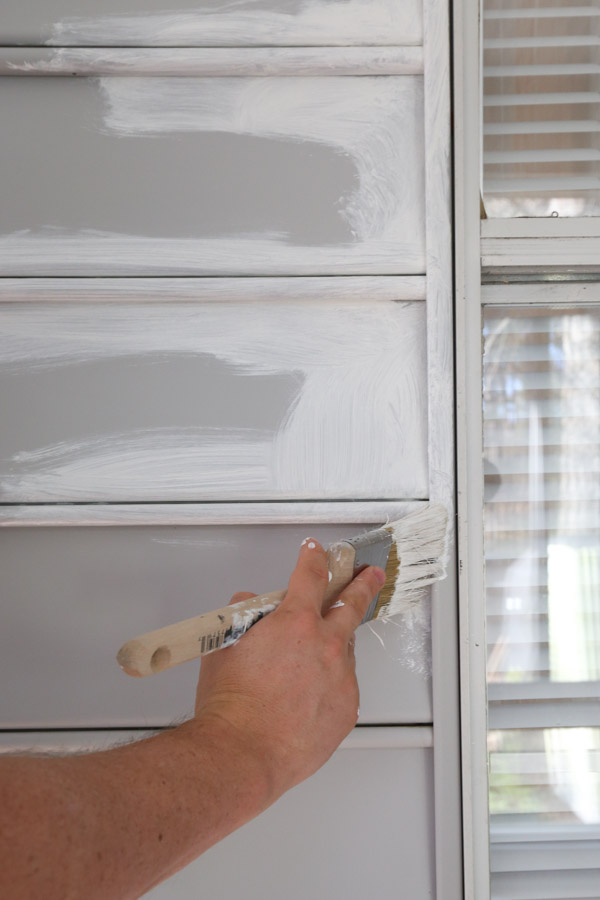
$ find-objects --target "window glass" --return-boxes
[483,1,600,217]
[483,307,600,895]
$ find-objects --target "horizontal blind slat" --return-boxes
[485,149,600,164]
[484,91,600,106]
[485,35,600,49]
[485,121,600,136]
[484,6,600,18]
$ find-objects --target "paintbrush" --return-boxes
[117,504,448,677]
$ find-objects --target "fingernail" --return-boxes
[301,537,317,550]
[373,567,387,586]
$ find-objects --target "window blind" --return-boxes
[483,307,600,899]
[483,1,600,216]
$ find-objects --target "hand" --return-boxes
[192,539,386,803]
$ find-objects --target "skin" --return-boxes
[0,539,385,900]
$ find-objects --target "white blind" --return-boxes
[484,307,600,899]
[483,1,600,216]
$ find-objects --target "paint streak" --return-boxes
[367,600,432,678]
[0,300,428,502]
[0,77,425,275]
[46,1,422,47]
[0,229,423,276]
[98,76,424,247]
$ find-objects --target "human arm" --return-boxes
[0,539,385,900]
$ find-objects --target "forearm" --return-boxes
[0,718,273,900]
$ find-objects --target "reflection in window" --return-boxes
[483,0,600,217]
[483,308,600,896]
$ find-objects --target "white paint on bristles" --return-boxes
[0,301,428,502]
[381,505,449,617]
[46,1,422,47]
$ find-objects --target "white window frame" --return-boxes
[454,0,490,895]
[455,2,600,896]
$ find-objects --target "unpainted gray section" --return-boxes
[0,525,433,728]
[149,746,435,899]
[0,78,356,246]
[0,355,299,459]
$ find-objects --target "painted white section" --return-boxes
[98,75,423,251]
[0,276,427,303]
[454,0,491,894]
[44,1,423,47]
[0,501,422,527]
[424,0,463,895]
[0,77,425,276]
[0,230,425,276]
[0,46,424,77]
[0,300,428,502]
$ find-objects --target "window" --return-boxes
[483,306,600,897]
[483,0,600,217]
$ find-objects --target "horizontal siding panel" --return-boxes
[0,76,426,276]
[0,298,428,503]
[0,524,433,727]
[0,730,435,900]
[0,0,423,47]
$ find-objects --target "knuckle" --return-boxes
[303,556,329,583]
[325,632,346,661]
[291,607,320,638]
[229,591,255,604]
[354,573,378,601]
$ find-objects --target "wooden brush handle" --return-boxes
[117,543,355,677]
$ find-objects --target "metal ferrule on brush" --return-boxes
[336,528,394,624]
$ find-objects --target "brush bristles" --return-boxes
[373,505,449,619]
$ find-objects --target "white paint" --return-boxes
[0,230,424,276]
[382,505,448,617]
[0,301,428,502]
[371,599,432,677]
[0,501,421,528]
[0,77,425,276]
[150,538,235,548]
[45,1,423,47]
[307,541,316,550]
[101,76,423,248]
[423,0,462,889]
[0,276,427,304]
[226,601,279,649]
[329,598,345,609]
[0,46,424,77]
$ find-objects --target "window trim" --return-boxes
[454,0,491,898]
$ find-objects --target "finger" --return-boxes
[281,537,329,615]
[228,591,258,606]
[347,634,357,664]
[325,566,386,638]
